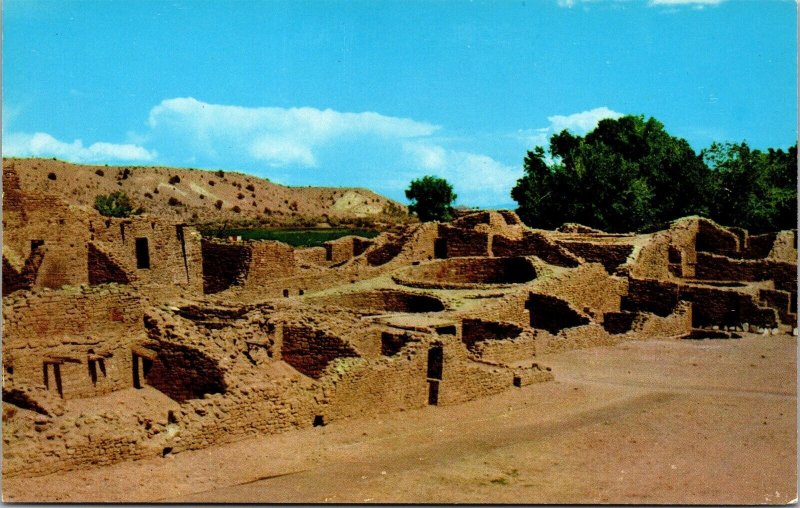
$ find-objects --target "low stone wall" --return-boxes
[557,240,634,274]
[492,232,581,267]
[393,257,536,289]
[281,325,360,378]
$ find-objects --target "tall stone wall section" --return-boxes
[3,285,145,399]
[90,217,203,296]
[3,164,91,290]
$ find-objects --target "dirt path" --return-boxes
[4,334,796,504]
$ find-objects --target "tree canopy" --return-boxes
[511,115,796,233]
[405,176,457,222]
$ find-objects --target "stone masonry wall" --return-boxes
[3,285,145,399]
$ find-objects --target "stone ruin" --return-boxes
[2,162,797,477]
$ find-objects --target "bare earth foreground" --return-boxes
[4,333,795,504]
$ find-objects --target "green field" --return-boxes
[201,228,380,247]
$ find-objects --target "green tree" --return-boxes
[405,176,457,222]
[512,115,714,232]
[94,191,139,218]
[703,142,797,233]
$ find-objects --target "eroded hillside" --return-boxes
[5,158,407,225]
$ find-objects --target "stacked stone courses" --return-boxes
[2,161,796,479]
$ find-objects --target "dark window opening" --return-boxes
[513,375,522,387]
[283,289,290,297]
[120,223,126,243]
[299,289,304,296]
[434,238,447,259]
[313,415,325,427]
[168,410,178,424]
[89,358,97,385]
[132,353,152,389]
[427,344,443,380]
[43,363,63,398]
[325,245,333,261]
[427,380,439,405]
[162,447,173,457]
[135,238,151,269]
[436,325,457,335]
[31,239,45,251]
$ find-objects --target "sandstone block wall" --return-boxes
[492,232,581,267]
[281,325,360,378]
[3,285,145,399]
[3,165,91,291]
[438,225,491,257]
[91,217,204,296]
[557,240,634,274]
[201,239,251,293]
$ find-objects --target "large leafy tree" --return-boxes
[512,115,715,232]
[405,176,457,222]
[703,142,797,232]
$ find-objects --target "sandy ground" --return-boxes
[3,333,796,504]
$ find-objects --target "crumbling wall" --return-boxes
[695,251,797,292]
[557,241,634,274]
[3,285,145,399]
[461,319,524,353]
[743,233,778,259]
[321,350,428,420]
[323,236,374,264]
[201,239,251,294]
[87,243,131,285]
[696,218,740,255]
[534,263,628,315]
[679,285,778,328]
[143,342,228,402]
[633,301,692,337]
[759,289,796,325]
[602,311,639,334]
[438,225,491,257]
[527,293,591,333]
[768,230,797,262]
[621,278,680,317]
[531,324,620,355]
[306,289,445,314]
[3,163,91,290]
[492,232,581,267]
[280,325,360,378]
[91,217,204,296]
[471,336,536,365]
[393,256,537,289]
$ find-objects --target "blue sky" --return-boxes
[3,0,796,208]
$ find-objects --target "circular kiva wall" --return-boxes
[306,289,445,314]
[392,257,537,289]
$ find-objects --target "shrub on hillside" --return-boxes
[94,191,141,218]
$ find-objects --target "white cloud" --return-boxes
[2,132,156,162]
[513,106,624,149]
[147,97,440,167]
[403,142,521,207]
[547,106,624,134]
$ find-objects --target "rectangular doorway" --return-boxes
[135,238,150,269]
[427,344,443,380]
[427,380,439,405]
